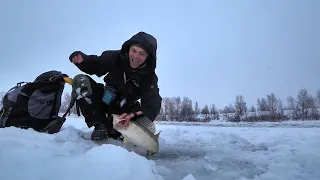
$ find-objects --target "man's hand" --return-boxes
[71,54,84,64]
[119,111,143,127]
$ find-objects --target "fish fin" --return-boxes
[135,116,156,134]
[155,131,161,140]
[123,136,130,143]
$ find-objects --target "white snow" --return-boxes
[182,173,197,180]
[157,119,320,128]
[1,114,320,180]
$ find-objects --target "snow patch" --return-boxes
[0,127,163,180]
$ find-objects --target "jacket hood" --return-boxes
[120,32,157,71]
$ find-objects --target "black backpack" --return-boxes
[0,70,71,134]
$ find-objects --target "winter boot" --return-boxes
[91,123,108,140]
[108,128,124,141]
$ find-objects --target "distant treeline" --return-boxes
[3,88,319,122]
[156,88,320,122]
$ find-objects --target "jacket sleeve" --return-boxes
[69,50,119,77]
[140,83,162,122]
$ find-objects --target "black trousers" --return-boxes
[74,76,113,129]
[74,75,142,138]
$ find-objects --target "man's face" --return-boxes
[128,45,148,69]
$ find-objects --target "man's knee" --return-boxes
[72,74,93,98]
[72,74,93,87]
[72,74,105,107]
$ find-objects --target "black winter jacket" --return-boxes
[70,32,162,121]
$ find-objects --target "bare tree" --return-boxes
[246,105,257,122]
[180,97,194,121]
[307,95,318,119]
[229,104,236,113]
[249,106,256,112]
[201,105,210,116]
[267,93,278,117]
[222,106,229,118]
[256,97,268,120]
[277,98,284,119]
[287,96,295,110]
[287,96,298,119]
[234,95,247,121]
[316,89,320,107]
[167,98,176,121]
[296,89,310,119]
[160,97,171,121]
[222,104,235,119]
[210,104,218,119]
[257,98,268,112]
[158,105,164,121]
[216,109,222,120]
[174,97,181,120]
[194,101,200,115]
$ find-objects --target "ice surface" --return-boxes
[0,114,319,180]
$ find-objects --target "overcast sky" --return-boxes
[0,0,319,109]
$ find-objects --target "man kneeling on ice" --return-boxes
[69,32,162,141]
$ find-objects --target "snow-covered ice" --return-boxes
[154,124,320,180]
[1,115,320,180]
[156,119,320,128]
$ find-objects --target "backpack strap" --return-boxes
[0,107,12,128]
[49,81,64,118]
[61,75,82,118]
[39,116,66,134]
[62,94,77,118]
